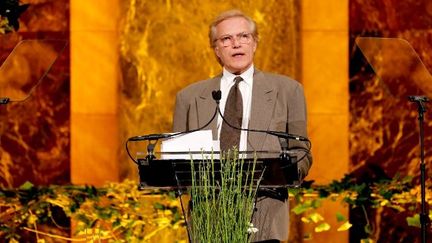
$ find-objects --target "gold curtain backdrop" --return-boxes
[118,0,301,179]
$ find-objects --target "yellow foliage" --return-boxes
[309,212,324,223]
[27,213,38,225]
[337,221,352,231]
[314,223,331,232]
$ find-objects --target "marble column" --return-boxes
[70,0,121,185]
[301,1,349,242]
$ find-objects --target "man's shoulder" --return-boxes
[177,76,220,97]
[257,70,302,88]
[180,78,213,90]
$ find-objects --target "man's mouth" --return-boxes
[232,52,245,57]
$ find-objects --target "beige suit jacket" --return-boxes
[172,69,312,241]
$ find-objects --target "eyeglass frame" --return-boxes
[214,32,255,47]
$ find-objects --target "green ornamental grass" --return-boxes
[189,149,263,243]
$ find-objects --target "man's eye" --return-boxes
[241,33,251,39]
[221,36,231,41]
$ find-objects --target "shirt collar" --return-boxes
[222,64,254,85]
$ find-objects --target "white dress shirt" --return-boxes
[218,65,254,152]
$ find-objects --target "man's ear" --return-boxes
[214,46,221,58]
[213,47,223,66]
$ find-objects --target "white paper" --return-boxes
[161,130,219,160]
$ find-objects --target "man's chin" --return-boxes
[226,64,251,74]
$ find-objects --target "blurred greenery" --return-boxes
[0,174,430,242]
[0,180,187,242]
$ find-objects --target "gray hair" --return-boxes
[208,9,259,47]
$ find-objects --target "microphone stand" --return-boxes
[408,95,430,243]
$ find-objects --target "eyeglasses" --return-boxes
[215,32,254,47]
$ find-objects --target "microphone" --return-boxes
[128,133,173,141]
[128,90,222,142]
[212,90,222,104]
[267,130,309,142]
[213,90,309,143]
[214,90,311,181]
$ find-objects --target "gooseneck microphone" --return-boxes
[126,90,223,165]
[128,133,172,141]
[128,90,223,142]
[212,90,222,104]
[128,89,310,146]
[266,130,309,142]
[212,90,310,143]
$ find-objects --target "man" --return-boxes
[173,9,312,242]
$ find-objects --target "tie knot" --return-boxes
[234,76,243,85]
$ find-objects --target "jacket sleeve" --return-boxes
[172,91,189,133]
[287,83,312,180]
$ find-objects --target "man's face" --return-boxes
[214,17,257,74]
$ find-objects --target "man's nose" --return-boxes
[232,37,241,47]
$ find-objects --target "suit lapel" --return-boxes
[196,75,221,140]
[248,70,277,151]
